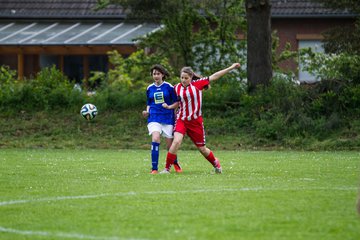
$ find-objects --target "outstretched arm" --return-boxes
[209,63,241,82]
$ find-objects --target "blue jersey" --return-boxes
[146,81,177,125]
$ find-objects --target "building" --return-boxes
[271,0,356,82]
[0,0,161,81]
[0,0,356,82]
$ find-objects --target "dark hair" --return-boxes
[180,67,203,80]
[150,64,169,80]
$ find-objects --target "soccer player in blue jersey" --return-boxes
[142,64,182,174]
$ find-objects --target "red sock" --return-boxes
[205,151,217,167]
[165,152,177,170]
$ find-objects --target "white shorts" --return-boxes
[147,122,174,138]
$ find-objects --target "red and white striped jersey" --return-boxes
[174,77,210,121]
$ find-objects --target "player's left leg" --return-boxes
[197,146,222,174]
[187,117,222,173]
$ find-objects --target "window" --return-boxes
[89,55,108,73]
[64,56,83,82]
[298,40,324,83]
[40,55,58,68]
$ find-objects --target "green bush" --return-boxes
[254,112,285,140]
[300,50,360,84]
[88,50,176,112]
[0,65,84,112]
[32,66,77,110]
[0,65,16,84]
[92,88,145,112]
[0,65,18,111]
[339,85,360,115]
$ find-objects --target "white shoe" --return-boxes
[159,169,170,174]
[214,159,222,174]
[214,166,222,174]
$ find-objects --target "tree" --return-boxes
[245,0,272,92]
[97,0,277,91]
[97,0,199,67]
[96,0,246,78]
[313,0,360,12]
[313,0,360,54]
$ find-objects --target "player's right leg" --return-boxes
[163,124,183,173]
[165,137,182,173]
[160,132,184,174]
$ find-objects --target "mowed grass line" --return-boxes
[0,149,359,240]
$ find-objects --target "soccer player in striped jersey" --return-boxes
[142,64,182,174]
[160,63,241,174]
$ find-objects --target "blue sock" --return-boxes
[151,142,160,170]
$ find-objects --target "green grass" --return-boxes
[1,149,360,240]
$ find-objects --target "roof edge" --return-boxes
[272,14,358,18]
[0,16,127,20]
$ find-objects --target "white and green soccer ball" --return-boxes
[80,103,98,120]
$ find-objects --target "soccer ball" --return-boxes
[80,103,97,120]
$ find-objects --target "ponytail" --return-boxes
[180,67,203,81]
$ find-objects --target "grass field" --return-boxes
[1,149,359,240]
